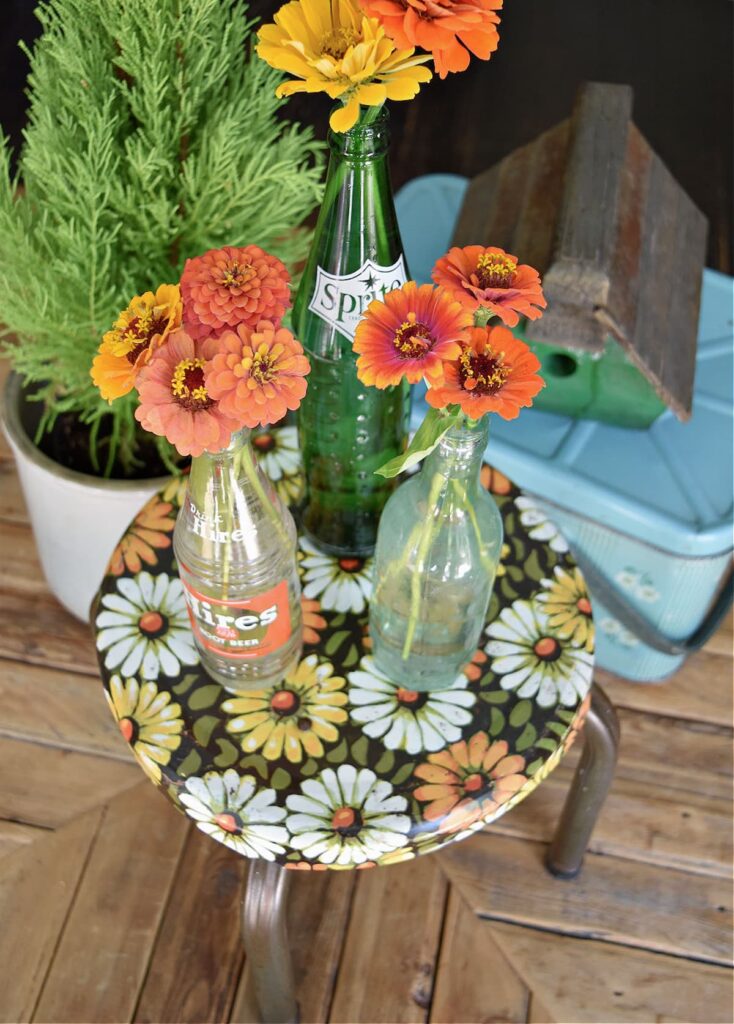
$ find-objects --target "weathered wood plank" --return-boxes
[0,588,98,674]
[0,736,140,828]
[33,784,188,1024]
[134,826,245,1024]
[0,819,43,861]
[0,460,28,524]
[493,920,734,1024]
[0,658,129,761]
[430,889,529,1024]
[442,833,733,966]
[0,806,103,1024]
[704,609,733,660]
[526,994,554,1024]
[330,857,448,1024]
[0,520,47,596]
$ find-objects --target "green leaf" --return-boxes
[547,721,568,737]
[173,673,199,696]
[390,761,415,786]
[271,767,291,790]
[481,689,510,705]
[526,757,544,776]
[375,407,462,478]
[516,723,537,751]
[240,754,269,780]
[213,739,239,768]
[342,644,360,669]
[301,758,319,777]
[489,707,506,736]
[189,684,221,711]
[509,700,532,728]
[177,749,201,778]
[326,738,348,764]
[192,714,218,747]
[351,735,369,766]
[524,549,544,582]
[374,750,395,774]
[325,630,350,656]
[536,737,559,752]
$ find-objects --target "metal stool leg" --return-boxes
[545,682,620,879]
[241,861,298,1024]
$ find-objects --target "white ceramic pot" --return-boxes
[1,372,170,622]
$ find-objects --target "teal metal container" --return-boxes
[397,174,733,681]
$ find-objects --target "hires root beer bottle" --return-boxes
[292,105,410,558]
[173,428,302,692]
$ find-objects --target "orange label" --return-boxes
[181,578,292,660]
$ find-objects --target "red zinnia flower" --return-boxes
[353,281,471,388]
[427,325,544,420]
[205,320,310,428]
[181,245,291,339]
[360,0,502,78]
[433,245,547,327]
[135,329,240,457]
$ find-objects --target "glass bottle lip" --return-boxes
[328,104,390,158]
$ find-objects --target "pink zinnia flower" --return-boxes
[205,320,310,428]
[181,245,291,339]
[135,329,241,457]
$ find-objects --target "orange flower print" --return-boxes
[563,692,591,753]
[480,463,512,496]
[107,496,175,576]
[426,325,544,420]
[414,733,525,833]
[360,0,503,79]
[433,245,547,327]
[302,596,327,645]
[462,648,488,682]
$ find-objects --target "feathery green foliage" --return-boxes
[0,0,324,475]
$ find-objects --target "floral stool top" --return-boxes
[92,426,594,870]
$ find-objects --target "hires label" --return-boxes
[181,578,291,660]
[308,256,407,341]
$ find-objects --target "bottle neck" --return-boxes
[424,417,490,485]
[328,105,390,162]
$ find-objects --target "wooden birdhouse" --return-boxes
[451,82,708,427]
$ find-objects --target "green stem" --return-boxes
[239,442,292,552]
[401,471,447,661]
[451,478,497,576]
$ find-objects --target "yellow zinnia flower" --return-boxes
[256,0,432,132]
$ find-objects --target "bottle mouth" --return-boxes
[328,104,390,157]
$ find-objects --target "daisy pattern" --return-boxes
[180,769,288,860]
[286,765,411,866]
[538,565,595,652]
[515,496,569,554]
[95,571,199,679]
[485,599,593,708]
[299,537,373,614]
[253,426,304,506]
[348,656,476,754]
[105,675,183,783]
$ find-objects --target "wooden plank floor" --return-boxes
[1,388,732,1023]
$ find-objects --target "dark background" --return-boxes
[2,0,732,271]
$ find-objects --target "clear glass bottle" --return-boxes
[369,417,503,691]
[173,429,303,692]
[292,105,409,558]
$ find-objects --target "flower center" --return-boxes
[118,717,137,744]
[534,636,562,661]
[577,597,592,616]
[396,687,428,710]
[463,772,485,794]
[250,345,277,385]
[459,348,510,396]
[253,433,275,453]
[321,26,360,59]
[138,610,168,637]
[171,358,213,411]
[270,690,299,716]
[475,252,517,290]
[331,806,362,836]
[393,316,435,360]
[214,812,241,834]
[338,558,363,574]
[112,311,169,364]
[219,261,255,289]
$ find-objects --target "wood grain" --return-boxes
[0,588,98,674]
[0,819,43,861]
[0,520,48,596]
[442,833,733,966]
[430,890,529,1024]
[33,784,187,1023]
[492,920,734,1024]
[134,826,246,1024]
[330,856,448,1024]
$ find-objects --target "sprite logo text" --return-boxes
[308,256,407,341]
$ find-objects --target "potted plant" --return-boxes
[0,0,324,621]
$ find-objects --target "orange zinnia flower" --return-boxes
[433,245,547,327]
[360,0,502,78]
[427,325,544,419]
[353,282,470,388]
[205,320,310,428]
[135,329,241,457]
[107,496,175,576]
[181,245,291,339]
[414,733,525,833]
[91,285,182,402]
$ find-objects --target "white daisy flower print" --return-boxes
[515,496,569,554]
[286,764,411,866]
[348,656,476,754]
[485,599,593,708]
[253,426,304,505]
[95,571,198,679]
[299,537,373,614]
[180,769,288,861]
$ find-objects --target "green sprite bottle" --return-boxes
[292,106,409,558]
